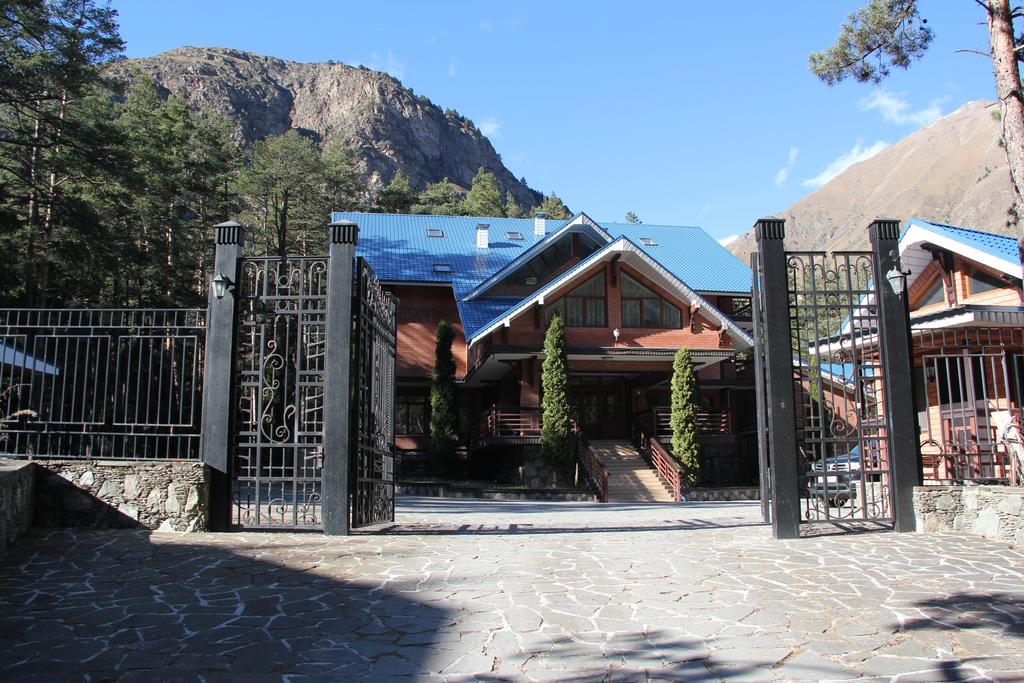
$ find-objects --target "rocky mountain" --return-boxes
[727,100,1017,260]
[107,47,542,207]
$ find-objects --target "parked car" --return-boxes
[807,450,863,507]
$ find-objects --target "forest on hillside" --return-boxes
[0,1,571,309]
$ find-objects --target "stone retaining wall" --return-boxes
[0,461,35,553]
[35,460,209,532]
[914,485,1023,546]
[397,482,595,502]
[682,487,760,502]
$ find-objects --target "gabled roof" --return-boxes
[464,212,612,300]
[332,210,754,346]
[335,211,753,294]
[901,218,1022,289]
[465,236,754,349]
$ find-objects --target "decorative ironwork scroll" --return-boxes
[350,258,397,528]
[787,251,895,525]
[232,257,328,529]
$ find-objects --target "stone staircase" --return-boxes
[589,440,675,503]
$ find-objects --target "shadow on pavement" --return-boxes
[0,529,453,680]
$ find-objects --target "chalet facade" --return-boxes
[336,210,757,486]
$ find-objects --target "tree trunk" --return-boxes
[987,0,1024,271]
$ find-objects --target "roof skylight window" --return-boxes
[426,228,444,238]
[432,263,453,273]
[639,237,658,247]
[507,231,524,241]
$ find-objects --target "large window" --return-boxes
[968,267,1005,296]
[395,393,429,435]
[620,272,682,328]
[916,276,945,308]
[545,270,606,327]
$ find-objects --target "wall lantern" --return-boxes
[885,250,911,297]
[211,272,234,300]
[612,328,620,343]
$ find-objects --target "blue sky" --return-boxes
[111,1,997,244]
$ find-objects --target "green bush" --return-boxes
[430,320,459,472]
[540,314,572,464]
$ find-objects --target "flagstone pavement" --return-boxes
[1,496,1023,682]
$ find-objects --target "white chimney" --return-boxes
[476,223,490,249]
[533,211,547,236]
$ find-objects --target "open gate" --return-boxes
[350,258,398,528]
[787,251,894,525]
[753,219,920,537]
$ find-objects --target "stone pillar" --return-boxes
[754,218,801,539]
[199,220,244,531]
[869,219,921,532]
[322,219,358,536]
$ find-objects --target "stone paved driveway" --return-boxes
[1,497,1023,681]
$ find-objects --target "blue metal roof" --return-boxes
[601,222,753,294]
[0,341,59,375]
[333,211,753,339]
[905,218,1020,266]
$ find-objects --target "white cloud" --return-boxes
[479,118,502,139]
[860,89,942,127]
[774,146,799,188]
[448,62,457,78]
[718,234,740,247]
[802,140,889,188]
[480,19,494,32]
[366,50,405,80]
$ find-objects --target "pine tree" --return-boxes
[238,130,326,257]
[462,167,504,217]
[504,191,523,218]
[540,314,572,464]
[670,348,701,487]
[411,177,464,215]
[322,140,365,211]
[530,192,572,220]
[625,211,641,224]
[430,320,459,472]
[376,169,417,213]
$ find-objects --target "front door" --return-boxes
[571,376,627,439]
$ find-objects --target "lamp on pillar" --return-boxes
[885,250,911,297]
[211,272,234,299]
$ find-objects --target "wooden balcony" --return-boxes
[475,406,541,448]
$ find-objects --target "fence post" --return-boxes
[755,218,801,539]
[200,220,244,531]
[322,219,358,536]
[869,219,921,532]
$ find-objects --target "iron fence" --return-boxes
[0,308,206,460]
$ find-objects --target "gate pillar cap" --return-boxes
[869,218,902,242]
[329,219,359,245]
[754,217,785,241]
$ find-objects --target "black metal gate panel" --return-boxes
[232,257,328,529]
[788,251,895,525]
[350,258,397,528]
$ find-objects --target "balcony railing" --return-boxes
[477,406,541,444]
[651,406,732,437]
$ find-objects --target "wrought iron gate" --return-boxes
[232,257,328,528]
[350,258,397,528]
[788,251,894,525]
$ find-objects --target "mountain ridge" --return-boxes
[108,46,543,207]
[726,99,1017,260]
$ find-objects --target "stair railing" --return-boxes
[573,427,608,502]
[631,420,683,502]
